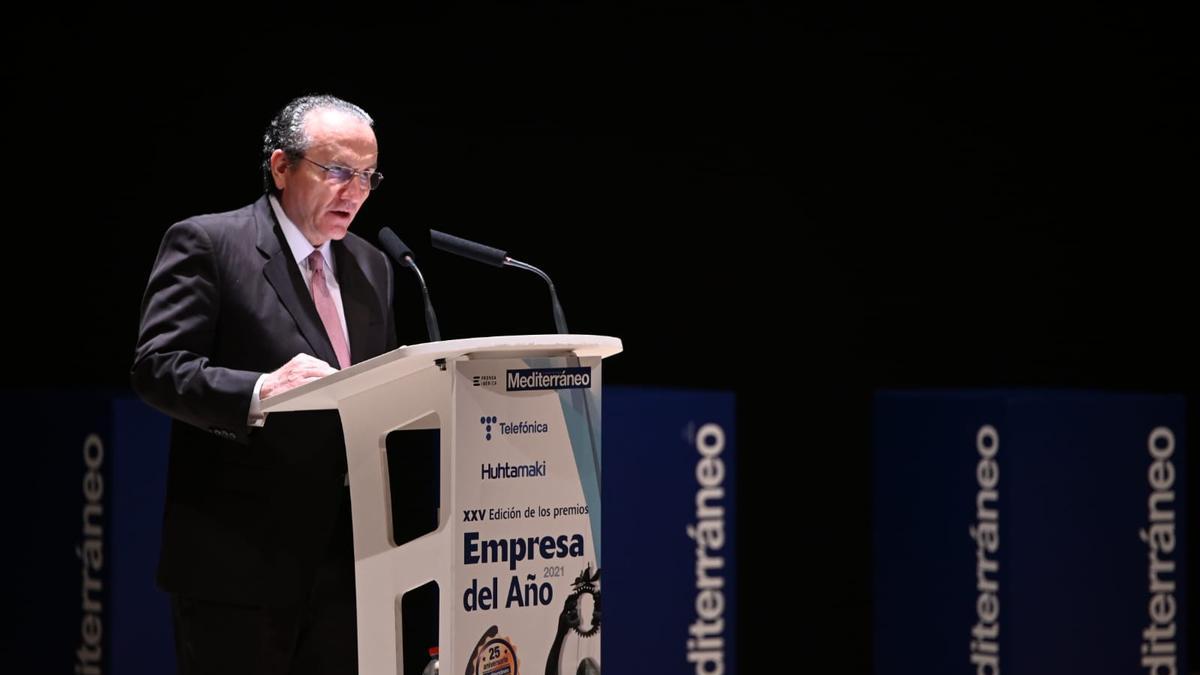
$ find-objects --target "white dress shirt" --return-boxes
[247,195,350,426]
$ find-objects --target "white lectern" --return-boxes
[263,335,622,674]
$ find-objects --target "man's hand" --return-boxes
[260,354,337,399]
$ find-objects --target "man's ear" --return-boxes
[269,149,291,191]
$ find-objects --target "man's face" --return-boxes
[271,108,378,247]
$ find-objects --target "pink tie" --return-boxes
[306,251,351,369]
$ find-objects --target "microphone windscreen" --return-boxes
[378,227,414,267]
[430,229,508,267]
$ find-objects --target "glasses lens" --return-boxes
[327,165,354,183]
[368,172,384,190]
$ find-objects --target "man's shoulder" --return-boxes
[339,229,380,255]
[338,229,388,268]
[172,197,267,241]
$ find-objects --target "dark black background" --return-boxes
[5,11,1195,672]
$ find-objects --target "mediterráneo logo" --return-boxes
[1140,427,1178,675]
[505,367,592,391]
[970,424,1000,675]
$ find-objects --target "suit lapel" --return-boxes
[333,240,382,365]
[254,197,341,367]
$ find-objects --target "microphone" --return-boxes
[378,227,442,343]
[430,229,569,334]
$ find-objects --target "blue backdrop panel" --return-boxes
[873,392,1004,673]
[0,391,112,674]
[873,390,1188,675]
[603,386,738,675]
[111,397,174,673]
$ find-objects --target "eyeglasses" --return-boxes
[300,156,384,191]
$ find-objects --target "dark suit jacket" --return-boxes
[132,195,397,607]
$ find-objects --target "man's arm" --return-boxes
[131,219,260,442]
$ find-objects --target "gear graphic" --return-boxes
[567,564,601,638]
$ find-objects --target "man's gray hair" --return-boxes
[261,94,374,195]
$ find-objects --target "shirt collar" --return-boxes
[269,194,335,274]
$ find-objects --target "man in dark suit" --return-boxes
[132,94,397,674]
